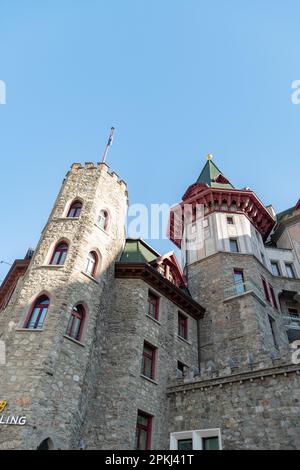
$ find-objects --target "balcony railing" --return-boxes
[282,315,300,329]
[224,280,265,303]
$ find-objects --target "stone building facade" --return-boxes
[0,155,299,450]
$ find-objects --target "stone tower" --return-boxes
[0,162,128,450]
[169,156,292,371]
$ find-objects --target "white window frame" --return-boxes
[170,428,222,450]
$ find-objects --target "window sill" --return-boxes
[146,314,161,325]
[53,217,80,221]
[35,264,64,270]
[176,335,191,345]
[94,223,109,235]
[15,328,43,332]
[64,335,85,347]
[81,271,100,284]
[140,374,158,385]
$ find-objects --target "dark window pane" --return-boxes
[203,436,219,450]
[178,439,193,450]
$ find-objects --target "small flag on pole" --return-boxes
[101,127,115,163]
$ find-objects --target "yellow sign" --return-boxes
[0,401,7,414]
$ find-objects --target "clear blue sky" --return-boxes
[1,0,300,282]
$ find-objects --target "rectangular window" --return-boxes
[178,313,188,340]
[262,277,271,303]
[178,439,193,450]
[229,239,239,253]
[234,269,245,295]
[203,436,220,450]
[141,342,156,380]
[170,429,222,451]
[288,308,299,317]
[271,261,281,277]
[261,252,266,266]
[135,411,152,450]
[269,284,278,310]
[177,361,186,377]
[268,315,279,349]
[286,263,296,279]
[147,291,159,320]
[227,216,234,225]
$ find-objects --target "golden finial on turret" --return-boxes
[206,153,213,161]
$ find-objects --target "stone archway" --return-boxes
[37,438,54,450]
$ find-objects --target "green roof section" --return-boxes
[119,239,159,264]
[196,156,234,189]
[277,206,296,223]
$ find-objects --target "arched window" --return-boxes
[26,296,49,329]
[98,210,109,231]
[67,200,82,218]
[85,251,98,277]
[66,304,85,341]
[50,242,68,265]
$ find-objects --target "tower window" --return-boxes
[66,304,85,341]
[262,277,271,303]
[233,269,245,295]
[67,200,82,218]
[269,284,279,310]
[135,411,152,450]
[268,315,279,349]
[98,210,109,231]
[50,242,68,265]
[288,308,299,317]
[147,291,159,320]
[178,312,188,340]
[229,239,239,253]
[227,216,234,225]
[141,342,156,380]
[25,296,49,329]
[285,263,296,279]
[271,261,281,277]
[85,251,98,277]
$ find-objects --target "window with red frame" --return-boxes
[141,342,156,380]
[67,200,82,218]
[50,242,68,265]
[85,251,98,277]
[269,284,279,310]
[135,411,152,450]
[262,277,271,303]
[178,312,188,340]
[147,291,159,320]
[25,296,49,329]
[66,304,85,341]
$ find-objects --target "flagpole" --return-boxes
[101,127,115,163]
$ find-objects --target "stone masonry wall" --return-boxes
[168,363,300,450]
[186,252,296,370]
[0,162,127,450]
[82,278,199,450]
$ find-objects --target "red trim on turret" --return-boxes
[168,185,276,248]
[0,259,30,311]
